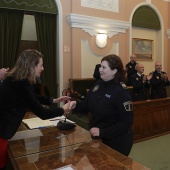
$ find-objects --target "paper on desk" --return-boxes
[22,117,53,129]
[54,164,74,170]
[22,116,76,129]
[9,129,43,141]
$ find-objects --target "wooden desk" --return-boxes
[8,124,150,170]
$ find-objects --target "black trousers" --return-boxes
[102,129,133,156]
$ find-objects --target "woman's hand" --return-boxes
[53,96,71,103]
[62,101,77,117]
[90,127,100,137]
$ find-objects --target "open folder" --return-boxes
[22,116,75,129]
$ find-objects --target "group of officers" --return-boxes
[93,54,170,102]
[126,54,170,101]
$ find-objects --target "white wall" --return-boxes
[21,15,37,41]
[81,39,119,78]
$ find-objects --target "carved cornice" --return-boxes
[81,0,119,13]
[167,29,170,39]
[67,13,130,38]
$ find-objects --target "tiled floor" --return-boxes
[129,134,170,170]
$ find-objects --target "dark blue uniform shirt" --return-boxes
[74,79,133,155]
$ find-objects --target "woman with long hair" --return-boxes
[0,49,70,170]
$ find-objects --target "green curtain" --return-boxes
[0,0,58,14]
[0,8,24,68]
[34,13,58,97]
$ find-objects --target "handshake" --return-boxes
[62,100,77,117]
[52,96,77,117]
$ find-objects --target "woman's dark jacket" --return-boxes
[0,77,64,139]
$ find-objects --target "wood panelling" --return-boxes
[133,98,170,142]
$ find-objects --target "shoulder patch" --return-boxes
[120,82,127,89]
[92,85,99,92]
[123,101,133,111]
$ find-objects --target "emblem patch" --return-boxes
[129,66,132,68]
[136,78,139,81]
[123,101,133,111]
[120,82,127,89]
[92,85,99,92]
[156,76,159,79]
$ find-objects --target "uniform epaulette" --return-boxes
[120,82,127,89]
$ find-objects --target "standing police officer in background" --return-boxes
[126,54,137,86]
[68,54,134,156]
[150,61,170,99]
[131,63,152,101]
[93,64,101,80]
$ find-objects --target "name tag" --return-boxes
[105,94,111,98]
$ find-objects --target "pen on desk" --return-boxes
[39,126,45,129]
[55,135,67,139]
[50,118,65,121]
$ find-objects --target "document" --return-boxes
[22,117,53,129]
[54,164,74,170]
[22,116,75,129]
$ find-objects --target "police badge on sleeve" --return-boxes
[92,85,99,92]
[120,82,127,89]
[123,101,133,111]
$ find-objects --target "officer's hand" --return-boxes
[143,75,147,82]
[62,101,71,117]
[161,74,168,81]
[146,74,152,81]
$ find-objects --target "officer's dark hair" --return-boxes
[101,54,125,83]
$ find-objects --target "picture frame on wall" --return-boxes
[132,38,153,60]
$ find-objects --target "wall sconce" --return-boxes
[96,33,107,48]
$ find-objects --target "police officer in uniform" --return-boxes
[126,54,137,86]
[131,63,151,101]
[68,54,133,156]
[93,64,101,80]
[150,61,170,99]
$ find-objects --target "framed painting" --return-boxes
[132,38,153,60]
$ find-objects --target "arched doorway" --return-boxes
[130,4,164,74]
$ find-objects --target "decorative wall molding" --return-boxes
[81,0,119,13]
[1,0,57,14]
[146,0,151,4]
[167,29,170,39]
[67,13,130,38]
